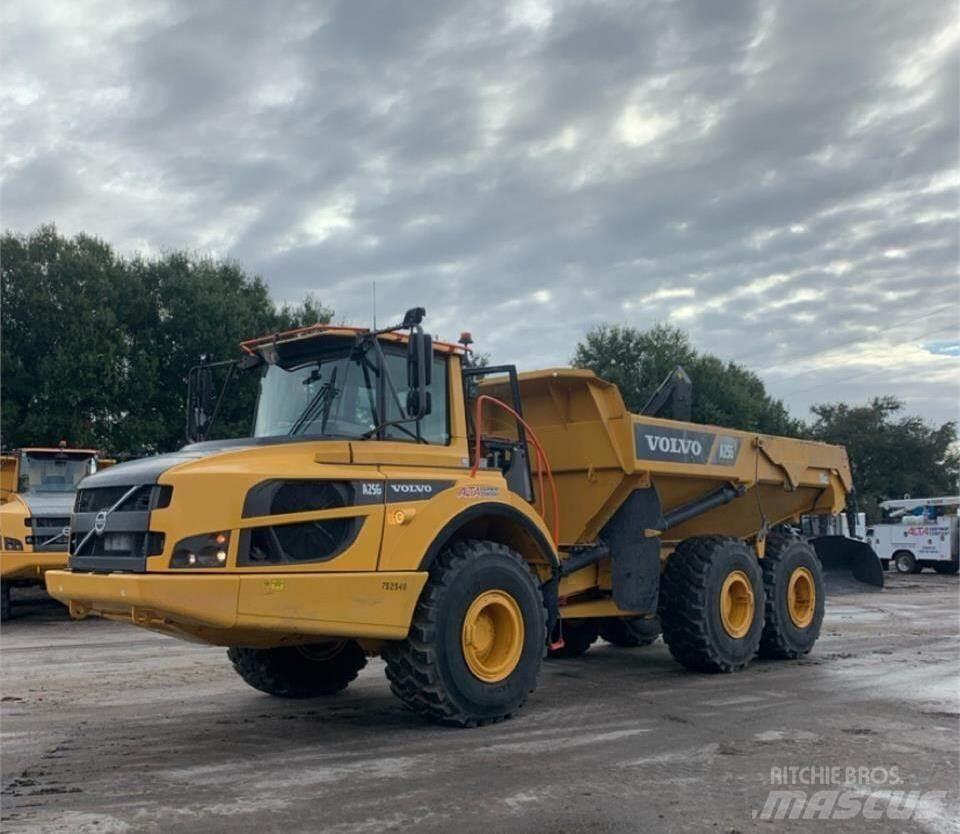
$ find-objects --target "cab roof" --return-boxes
[240,324,466,356]
[3,447,100,456]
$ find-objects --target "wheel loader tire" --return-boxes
[659,536,763,673]
[382,539,546,727]
[1,581,9,622]
[227,640,367,698]
[893,550,918,574]
[758,534,825,659]
[934,562,960,575]
[598,616,660,647]
[549,618,599,658]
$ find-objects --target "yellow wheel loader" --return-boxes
[46,309,880,726]
[1,444,112,620]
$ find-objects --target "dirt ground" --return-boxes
[1,572,958,834]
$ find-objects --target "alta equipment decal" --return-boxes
[457,485,500,499]
[633,423,740,466]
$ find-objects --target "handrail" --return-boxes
[469,394,560,547]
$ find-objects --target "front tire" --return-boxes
[227,640,367,698]
[934,562,960,575]
[1,581,9,622]
[382,539,546,727]
[659,536,763,673]
[758,534,825,659]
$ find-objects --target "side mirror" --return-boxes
[186,362,216,442]
[86,458,98,476]
[406,328,433,417]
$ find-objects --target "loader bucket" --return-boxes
[811,536,884,591]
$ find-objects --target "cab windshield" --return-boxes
[252,342,449,444]
[19,453,95,493]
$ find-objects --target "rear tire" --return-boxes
[934,562,960,575]
[758,534,825,659]
[893,550,918,574]
[598,616,660,647]
[382,539,546,727]
[549,618,599,658]
[227,640,367,698]
[659,536,763,673]
[0,581,9,622]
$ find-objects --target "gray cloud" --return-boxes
[2,0,957,425]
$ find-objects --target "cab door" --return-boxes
[350,350,475,571]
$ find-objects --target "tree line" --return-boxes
[2,225,955,518]
[1,225,330,455]
[573,325,958,520]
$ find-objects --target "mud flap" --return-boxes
[601,488,663,613]
[812,535,884,590]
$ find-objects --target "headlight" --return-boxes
[170,531,230,568]
[3,537,23,551]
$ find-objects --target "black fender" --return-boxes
[417,501,559,572]
[417,502,561,641]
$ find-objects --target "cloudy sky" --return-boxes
[2,0,958,425]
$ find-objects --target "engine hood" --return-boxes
[76,436,343,489]
[16,492,75,517]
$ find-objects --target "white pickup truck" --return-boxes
[867,497,960,575]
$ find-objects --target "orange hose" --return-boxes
[469,394,560,547]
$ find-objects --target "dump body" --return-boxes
[482,369,851,548]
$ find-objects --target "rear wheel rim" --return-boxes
[787,567,815,628]
[719,570,755,639]
[461,590,524,682]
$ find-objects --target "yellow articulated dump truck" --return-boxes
[1,444,112,620]
[46,309,879,726]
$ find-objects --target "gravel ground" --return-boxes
[1,572,958,833]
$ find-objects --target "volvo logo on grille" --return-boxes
[93,510,108,536]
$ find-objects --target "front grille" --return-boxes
[69,531,165,559]
[27,516,72,552]
[75,485,172,513]
[31,516,71,529]
[70,483,171,572]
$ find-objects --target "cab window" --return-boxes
[383,353,449,445]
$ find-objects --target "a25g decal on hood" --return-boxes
[634,422,741,466]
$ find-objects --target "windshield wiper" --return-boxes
[288,367,339,437]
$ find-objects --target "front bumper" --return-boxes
[45,569,428,647]
[1,551,68,581]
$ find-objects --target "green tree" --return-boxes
[572,322,801,434]
[1,225,332,456]
[1,226,133,450]
[807,397,959,520]
[572,323,696,412]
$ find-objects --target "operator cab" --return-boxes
[4,446,99,496]
[187,309,449,447]
[185,308,537,503]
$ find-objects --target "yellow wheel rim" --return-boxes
[719,570,755,639]
[461,590,524,683]
[787,567,816,629]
